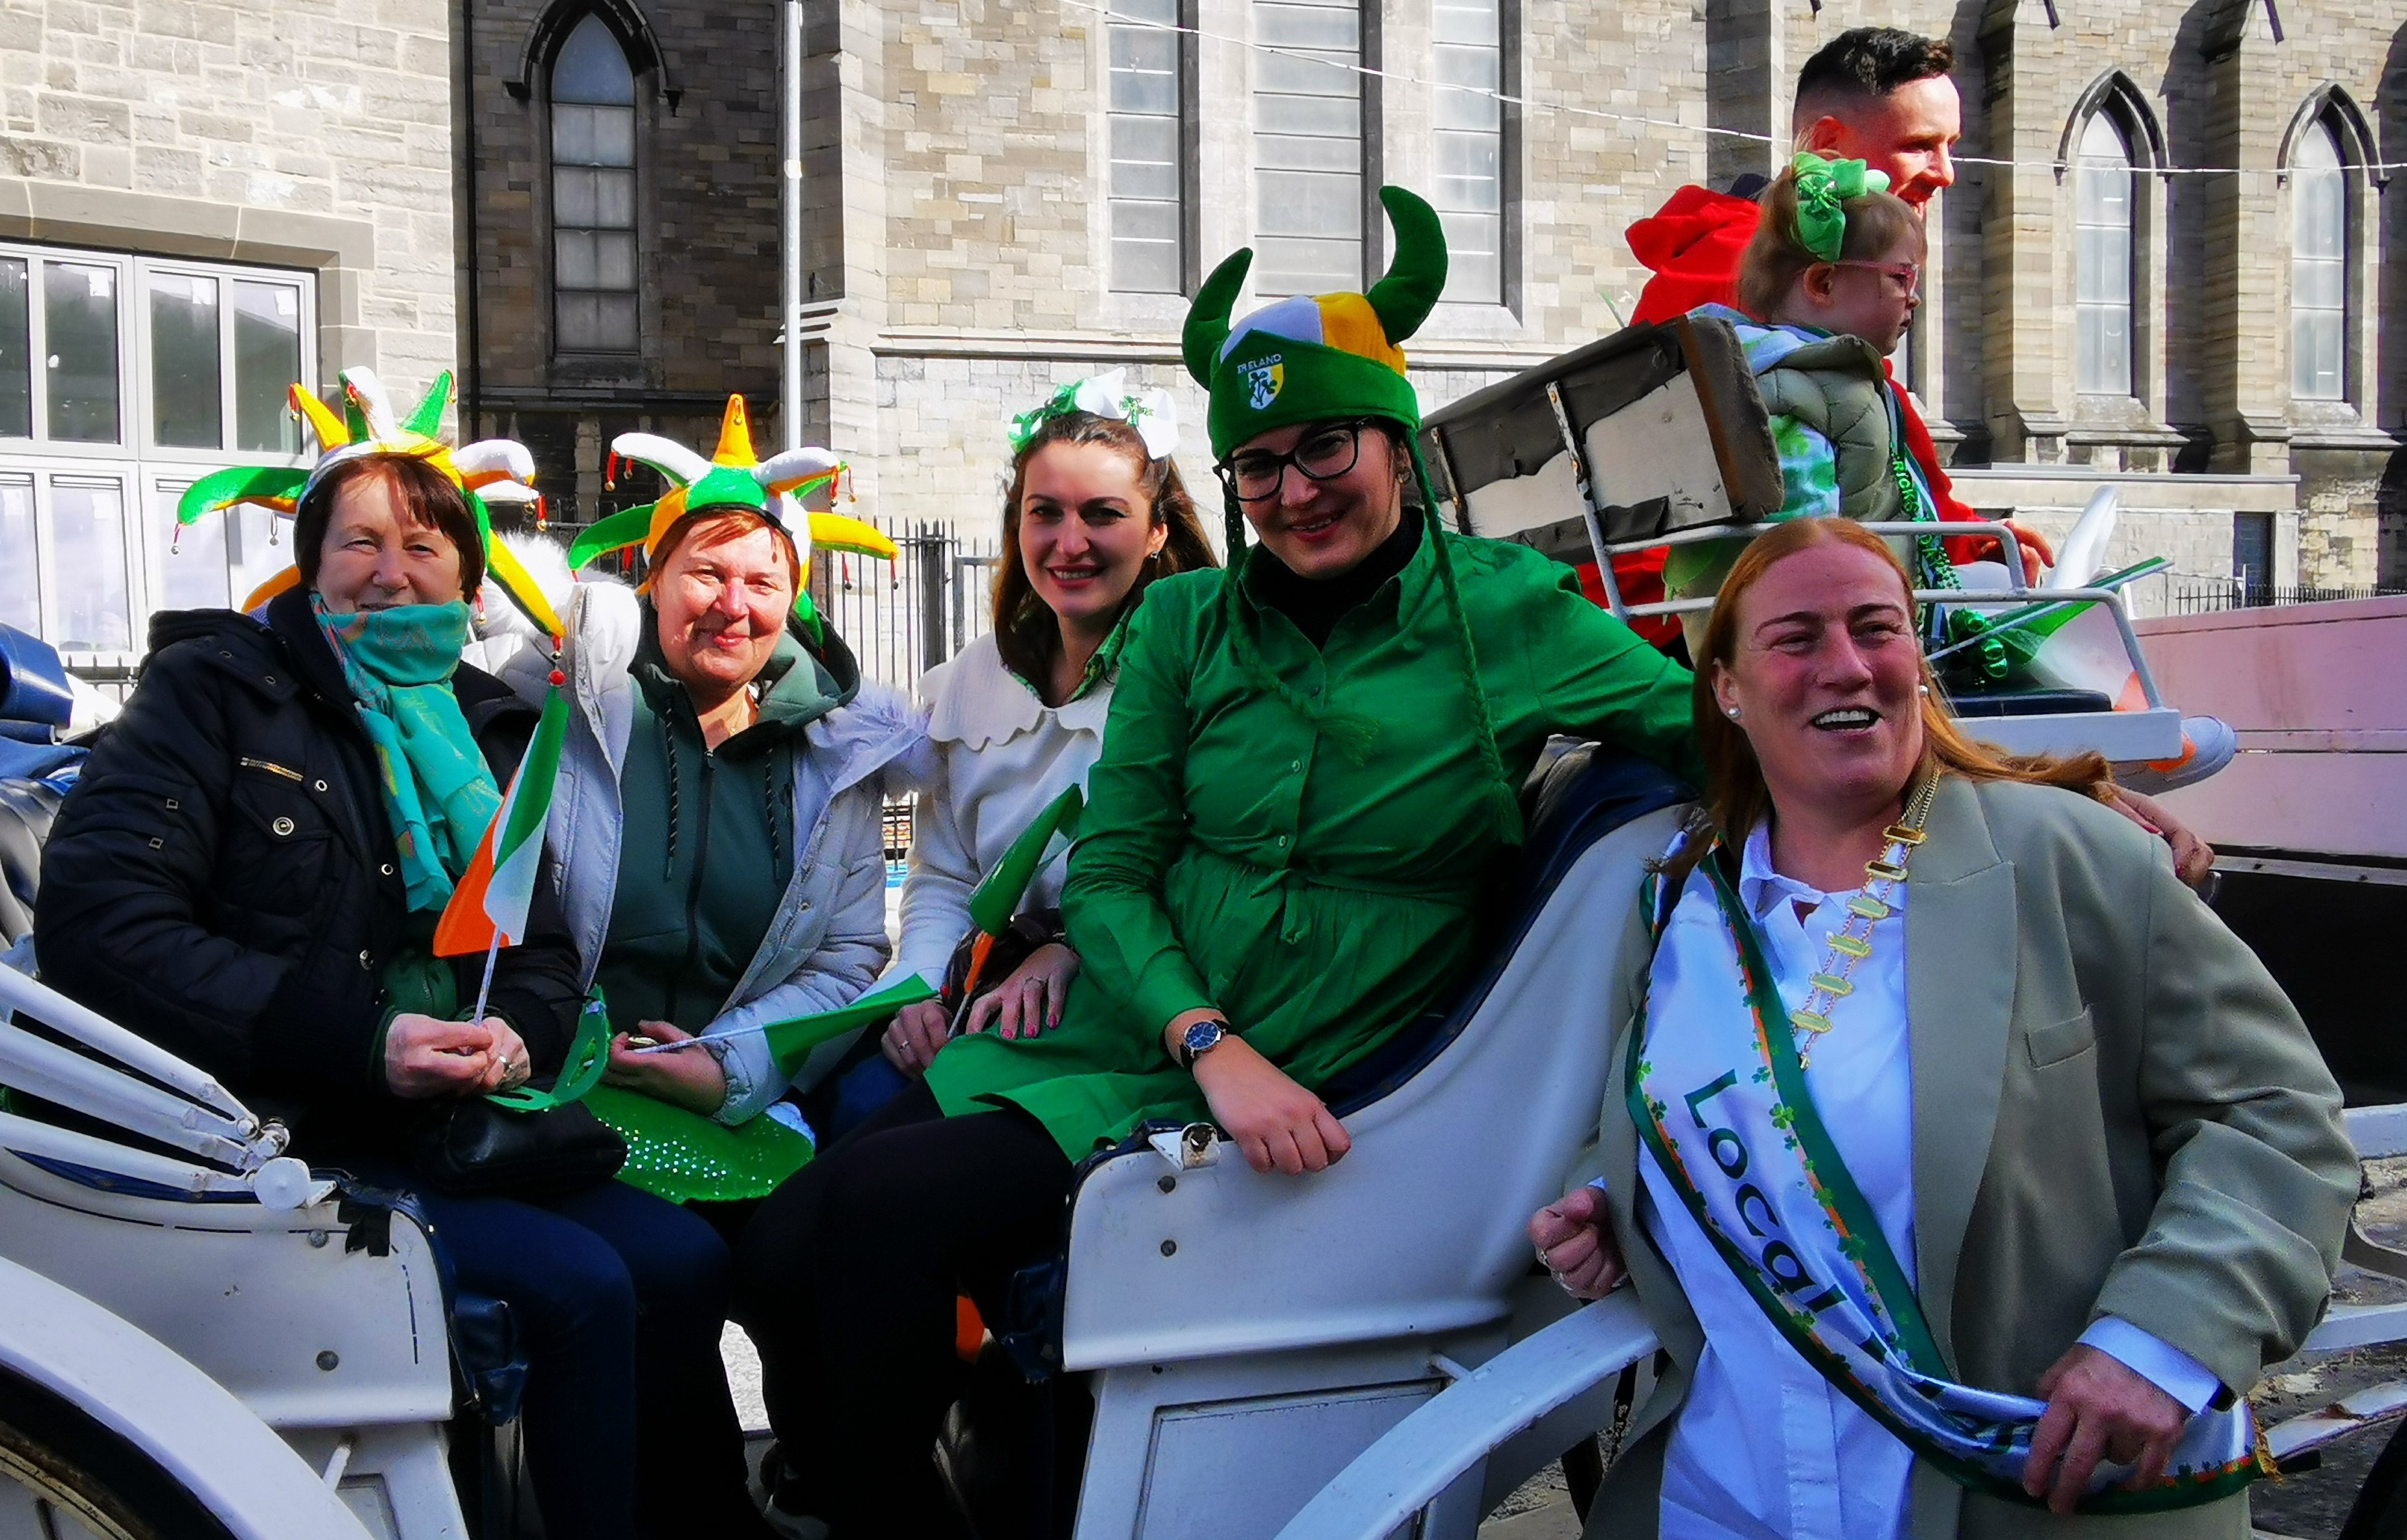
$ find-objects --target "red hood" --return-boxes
[1626,186,1761,326]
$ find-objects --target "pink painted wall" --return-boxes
[2138,598,2407,859]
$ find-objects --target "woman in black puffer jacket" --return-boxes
[36,447,771,1540]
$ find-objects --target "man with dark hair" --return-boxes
[1602,26,2042,634]
[1790,27,1961,208]
[1632,27,1961,323]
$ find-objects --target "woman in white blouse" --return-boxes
[1530,516,2350,1539]
[875,371,1217,1078]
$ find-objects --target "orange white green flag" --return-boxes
[435,665,571,961]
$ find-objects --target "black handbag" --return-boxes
[940,908,1068,1016]
[412,1098,628,1201]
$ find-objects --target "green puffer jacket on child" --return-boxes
[1664,304,1923,613]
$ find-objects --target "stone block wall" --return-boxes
[0,0,457,385]
[462,0,783,515]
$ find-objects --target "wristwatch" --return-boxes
[1173,1016,1232,1072]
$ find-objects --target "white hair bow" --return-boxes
[1007,367,1180,460]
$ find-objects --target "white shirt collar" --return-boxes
[1736,818,1909,922]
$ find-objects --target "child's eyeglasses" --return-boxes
[1828,260,1922,298]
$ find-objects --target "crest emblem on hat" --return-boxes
[1241,356,1284,411]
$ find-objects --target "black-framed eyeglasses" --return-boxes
[1215,419,1378,504]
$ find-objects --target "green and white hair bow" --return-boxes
[1791,151,1892,263]
[1006,367,1180,460]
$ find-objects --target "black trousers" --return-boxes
[733,1080,1074,1537]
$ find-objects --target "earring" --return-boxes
[1917,684,1930,697]
[1726,706,1742,721]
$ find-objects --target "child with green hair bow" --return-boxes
[1666,151,1954,656]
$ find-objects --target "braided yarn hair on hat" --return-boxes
[1184,186,1523,842]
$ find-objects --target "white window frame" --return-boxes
[0,240,317,666]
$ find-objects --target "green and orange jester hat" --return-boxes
[564,395,897,643]
[1181,185,1525,842]
[173,367,566,640]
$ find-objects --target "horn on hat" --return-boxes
[1363,186,1448,347]
[1182,247,1254,388]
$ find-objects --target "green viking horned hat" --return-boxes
[1183,185,1448,458]
[1182,186,1524,842]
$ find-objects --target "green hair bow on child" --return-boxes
[1791,151,1892,262]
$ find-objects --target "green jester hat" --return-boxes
[1184,185,1524,841]
[173,367,566,641]
[564,395,897,643]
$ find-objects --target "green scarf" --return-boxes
[312,597,503,912]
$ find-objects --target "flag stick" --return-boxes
[470,929,502,1028]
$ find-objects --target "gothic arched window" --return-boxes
[552,15,637,353]
[2073,113,2134,397]
[2289,117,2346,402]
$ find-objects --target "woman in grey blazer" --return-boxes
[1530,516,2356,1539]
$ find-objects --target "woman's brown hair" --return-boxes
[1684,517,2111,860]
[1736,166,1926,321]
[991,411,1217,689]
[293,452,486,600]
[646,507,802,592]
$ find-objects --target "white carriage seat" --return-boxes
[1048,746,1693,1374]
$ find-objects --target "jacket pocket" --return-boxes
[220,765,340,914]
[2024,1007,2097,1069]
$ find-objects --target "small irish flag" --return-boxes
[434,666,570,957]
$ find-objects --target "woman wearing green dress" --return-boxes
[731,188,1699,1537]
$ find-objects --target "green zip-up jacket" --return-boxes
[926,529,1700,1158]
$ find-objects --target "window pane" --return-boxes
[0,259,26,439]
[1256,168,1363,235]
[553,103,596,164]
[557,230,598,289]
[556,166,598,227]
[50,479,132,651]
[232,281,302,453]
[44,261,120,444]
[149,271,222,449]
[594,231,635,291]
[1111,235,1182,294]
[554,103,635,168]
[553,14,635,105]
[589,105,635,168]
[594,166,635,228]
[593,293,637,351]
[2293,310,2343,400]
[158,481,232,611]
[0,477,35,633]
[1110,28,1179,114]
[557,291,637,352]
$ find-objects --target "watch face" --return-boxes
[1183,1020,1223,1058]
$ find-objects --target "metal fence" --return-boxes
[818,520,1001,691]
[535,514,999,695]
[2165,574,2407,615]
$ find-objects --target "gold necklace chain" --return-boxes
[1789,773,1940,1069]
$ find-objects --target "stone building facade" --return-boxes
[458,0,786,529]
[0,0,458,663]
[462,0,2402,605]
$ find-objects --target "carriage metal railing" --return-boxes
[0,959,323,1207]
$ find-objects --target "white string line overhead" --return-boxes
[1063,0,2407,179]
